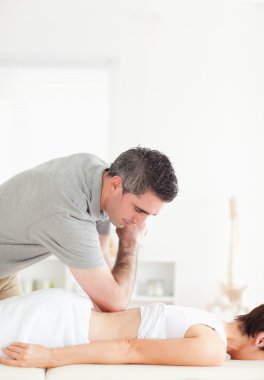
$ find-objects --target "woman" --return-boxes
[0,288,263,368]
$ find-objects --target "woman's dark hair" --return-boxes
[108,147,178,202]
[236,304,264,350]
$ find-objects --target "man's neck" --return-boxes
[100,171,110,211]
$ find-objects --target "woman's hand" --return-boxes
[0,342,54,368]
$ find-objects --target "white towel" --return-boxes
[0,288,92,357]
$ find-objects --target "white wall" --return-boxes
[139,1,264,310]
[0,0,263,309]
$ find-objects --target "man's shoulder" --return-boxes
[68,152,106,163]
[40,152,108,168]
[26,153,108,182]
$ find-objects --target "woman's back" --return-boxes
[90,307,141,341]
[91,303,226,347]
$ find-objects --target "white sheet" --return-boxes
[45,360,264,380]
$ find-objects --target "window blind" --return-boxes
[0,64,110,183]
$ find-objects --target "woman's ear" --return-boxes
[255,332,264,349]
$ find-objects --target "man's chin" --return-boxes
[110,219,124,228]
[117,223,125,228]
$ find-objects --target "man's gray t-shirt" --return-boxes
[0,153,110,278]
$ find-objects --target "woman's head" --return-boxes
[236,304,264,343]
[232,304,264,360]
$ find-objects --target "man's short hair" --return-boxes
[236,304,264,350]
[108,147,178,202]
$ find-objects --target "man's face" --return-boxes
[106,177,166,228]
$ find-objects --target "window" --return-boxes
[0,64,110,183]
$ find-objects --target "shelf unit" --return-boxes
[130,258,177,306]
[20,255,177,305]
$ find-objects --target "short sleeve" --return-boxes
[27,213,105,268]
[96,219,111,236]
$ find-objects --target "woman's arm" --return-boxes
[0,330,225,368]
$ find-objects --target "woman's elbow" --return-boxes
[201,346,226,366]
[212,350,226,366]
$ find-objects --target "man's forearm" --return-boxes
[109,223,146,308]
[111,245,137,304]
[99,234,115,270]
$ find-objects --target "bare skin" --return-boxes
[1,302,263,368]
[85,310,264,361]
[0,308,226,368]
[224,322,264,360]
[89,307,141,341]
[70,173,166,312]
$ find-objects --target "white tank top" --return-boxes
[0,288,91,357]
[138,303,227,347]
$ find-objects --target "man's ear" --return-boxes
[255,332,264,349]
[110,176,123,191]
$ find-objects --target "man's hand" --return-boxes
[69,224,147,312]
[116,223,147,251]
[0,342,53,368]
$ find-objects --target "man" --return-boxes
[0,147,178,311]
